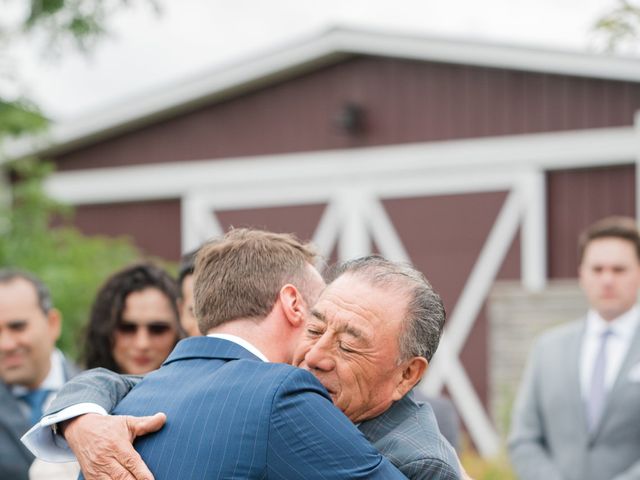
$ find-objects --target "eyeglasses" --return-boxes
[116,322,175,336]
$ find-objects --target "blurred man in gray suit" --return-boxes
[509,217,640,480]
[0,269,78,480]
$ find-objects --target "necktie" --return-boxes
[587,329,612,431]
[20,389,50,426]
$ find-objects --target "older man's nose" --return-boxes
[304,343,335,372]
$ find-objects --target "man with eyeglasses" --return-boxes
[0,269,79,480]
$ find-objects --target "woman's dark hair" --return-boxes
[82,262,183,372]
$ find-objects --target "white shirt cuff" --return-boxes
[21,403,108,462]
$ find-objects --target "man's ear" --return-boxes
[392,357,428,402]
[278,284,305,327]
[47,308,62,343]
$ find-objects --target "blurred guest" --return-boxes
[83,263,183,375]
[0,269,79,480]
[177,250,200,337]
[28,263,182,480]
[509,217,640,480]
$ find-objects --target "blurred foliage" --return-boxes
[1,0,161,143]
[0,99,48,140]
[461,450,516,480]
[5,0,161,54]
[593,0,640,52]
[0,158,141,359]
[458,433,515,480]
[0,2,165,360]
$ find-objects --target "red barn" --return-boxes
[7,28,640,456]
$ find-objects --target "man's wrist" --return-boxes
[41,403,109,432]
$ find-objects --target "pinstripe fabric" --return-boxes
[92,337,405,479]
[358,391,460,480]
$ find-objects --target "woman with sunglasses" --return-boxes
[29,263,184,480]
[83,262,184,375]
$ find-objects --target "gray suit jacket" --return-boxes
[359,391,460,479]
[1,356,78,480]
[47,372,460,479]
[508,319,640,480]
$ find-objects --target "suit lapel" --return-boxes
[0,382,33,464]
[591,320,640,440]
[566,323,590,437]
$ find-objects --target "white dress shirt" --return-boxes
[579,305,639,400]
[21,335,268,462]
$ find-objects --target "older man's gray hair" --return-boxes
[327,255,445,362]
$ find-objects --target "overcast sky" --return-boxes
[10,0,625,120]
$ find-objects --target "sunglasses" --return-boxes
[116,322,175,336]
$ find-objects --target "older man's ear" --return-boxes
[392,357,428,402]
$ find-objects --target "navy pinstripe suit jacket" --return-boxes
[104,337,405,479]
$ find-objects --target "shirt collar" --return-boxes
[586,304,640,340]
[11,349,66,396]
[206,333,269,362]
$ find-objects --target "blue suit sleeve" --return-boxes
[267,368,407,479]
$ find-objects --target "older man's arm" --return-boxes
[22,368,164,480]
[507,341,565,480]
[48,367,142,414]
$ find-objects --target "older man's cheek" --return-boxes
[292,345,309,367]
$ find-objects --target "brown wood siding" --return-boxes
[52,57,640,171]
[74,199,181,261]
[547,164,635,279]
[382,192,520,407]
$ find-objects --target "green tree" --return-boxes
[1,1,160,141]
[0,159,141,358]
[0,1,161,359]
[594,0,640,51]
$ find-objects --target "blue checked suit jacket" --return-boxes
[94,337,405,479]
[358,391,460,479]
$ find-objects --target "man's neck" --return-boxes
[207,319,289,363]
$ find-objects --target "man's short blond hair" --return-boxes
[194,228,318,333]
